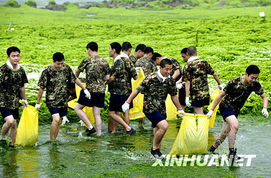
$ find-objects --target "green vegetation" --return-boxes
[25,0,37,8]
[0,4,270,123]
[3,0,20,8]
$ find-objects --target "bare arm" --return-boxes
[210,91,226,110]
[171,95,183,110]
[213,73,221,85]
[126,89,139,104]
[172,69,180,80]
[185,81,190,97]
[75,78,86,90]
[20,87,27,100]
[36,88,44,104]
[261,93,268,109]
[75,69,81,78]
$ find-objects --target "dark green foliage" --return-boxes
[25,0,37,8]
[4,0,20,8]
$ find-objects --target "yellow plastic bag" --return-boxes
[208,89,221,128]
[166,95,178,120]
[15,105,38,146]
[129,68,146,120]
[169,113,209,155]
[68,83,95,125]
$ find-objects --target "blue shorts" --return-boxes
[109,94,133,112]
[49,108,68,118]
[219,106,239,122]
[191,97,210,107]
[77,90,105,108]
[0,107,19,120]
[145,111,167,128]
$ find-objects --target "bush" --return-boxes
[25,0,37,8]
[4,0,20,8]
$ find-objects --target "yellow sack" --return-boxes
[166,95,177,120]
[169,113,209,155]
[68,83,95,125]
[129,68,146,120]
[15,105,38,146]
[208,89,221,128]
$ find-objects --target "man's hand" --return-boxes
[177,109,184,117]
[207,110,214,118]
[122,102,130,113]
[21,99,28,106]
[262,108,269,118]
[61,116,70,125]
[35,103,40,109]
[185,97,191,107]
[84,89,91,100]
[176,83,183,89]
[218,84,225,90]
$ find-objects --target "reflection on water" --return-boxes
[0,117,270,177]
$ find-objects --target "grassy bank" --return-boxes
[0,5,270,122]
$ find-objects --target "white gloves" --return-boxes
[177,109,184,117]
[135,67,141,74]
[176,83,183,89]
[122,102,130,112]
[262,108,269,118]
[35,103,41,109]
[185,97,191,107]
[61,116,70,125]
[218,84,225,90]
[21,99,28,106]
[84,89,91,100]
[207,110,214,118]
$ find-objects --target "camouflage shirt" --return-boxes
[137,71,177,114]
[78,55,110,93]
[129,54,138,65]
[38,64,76,108]
[135,57,157,77]
[221,76,264,113]
[0,64,28,109]
[183,58,214,101]
[109,56,137,95]
[168,57,182,77]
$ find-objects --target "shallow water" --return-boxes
[0,117,270,177]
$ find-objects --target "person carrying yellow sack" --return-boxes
[0,46,28,147]
[207,65,269,164]
[122,58,184,159]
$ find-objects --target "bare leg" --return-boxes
[50,113,62,140]
[213,121,231,148]
[108,116,117,133]
[2,115,17,145]
[225,115,239,149]
[138,118,144,129]
[108,111,131,132]
[124,111,130,125]
[93,107,102,136]
[152,120,168,150]
[193,107,204,114]
[74,103,93,130]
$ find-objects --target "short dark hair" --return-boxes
[110,42,121,54]
[7,46,20,56]
[187,46,197,56]
[53,52,65,62]
[122,42,132,51]
[135,44,146,52]
[181,48,188,54]
[152,52,162,60]
[144,47,154,54]
[246,65,260,75]
[160,58,173,68]
[86,42,98,52]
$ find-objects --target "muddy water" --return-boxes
[0,116,270,177]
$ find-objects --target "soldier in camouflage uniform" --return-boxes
[122,58,183,159]
[0,46,28,147]
[74,42,110,136]
[207,65,269,161]
[183,46,222,114]
[135,47,157,77]
[36,52,89,140]
[107,42,137,134]
[129,44,146,65]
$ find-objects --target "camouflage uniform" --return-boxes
[137,72,177,115]
[129,54,137,65]
[183,58,214,102]
[0,64,28,109]
[109,57,137,95]
[78,55,110,93]
[221,76,264,113]
[38,64,76,108]
[135,57,157,77]
[168,57,182,78]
